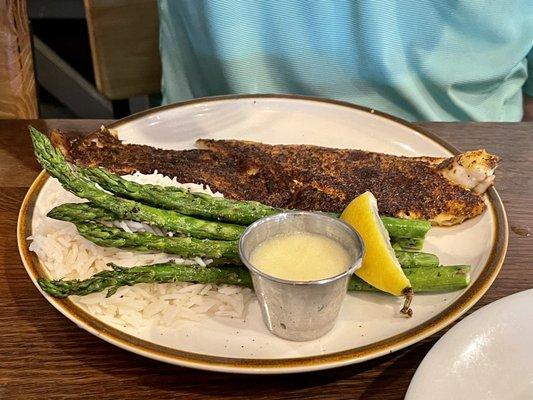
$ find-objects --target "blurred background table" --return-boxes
[0,119,531,399]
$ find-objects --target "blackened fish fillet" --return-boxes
[52,129,500,225]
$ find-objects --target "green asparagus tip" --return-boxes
[29,126,42,152]
[38,278,69,298]
[28,125,41,138]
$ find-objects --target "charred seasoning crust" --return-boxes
[57,130,487,223]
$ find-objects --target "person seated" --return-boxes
[158,0,533,121]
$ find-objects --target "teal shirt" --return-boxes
[158,0,533,121]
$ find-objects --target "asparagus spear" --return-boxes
[391,237,424,250]
[380,216,430,239]
[49,201,430,249]
[38,263,253,298]
[29,127,245,240]
[84,166,432,237]
[348,265,470,292]
[406,266,470,291]
[81,166,279,225]
[49,217,438,269]
[394,250,439,268]
[38,263,470,298]
[47,202,117,222]
[83,167,432,238]
[31,127,432,241]
[74,221,240,260]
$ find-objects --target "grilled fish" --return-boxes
[51,128,500,225]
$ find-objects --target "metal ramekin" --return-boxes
[239,211,364,341]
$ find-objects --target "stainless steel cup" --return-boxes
[239,212,364,341]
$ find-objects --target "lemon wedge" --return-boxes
[341,191,413,313]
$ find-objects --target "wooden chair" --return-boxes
[84,0,161,117]
[0,0,38,119]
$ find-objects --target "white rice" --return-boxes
[28,171,253,329]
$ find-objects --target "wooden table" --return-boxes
[1,119,531,399]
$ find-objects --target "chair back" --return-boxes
[84,0,161,100]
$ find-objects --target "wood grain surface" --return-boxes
[0,119,531,399]
[0,0,38,119]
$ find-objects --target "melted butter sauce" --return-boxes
[250,232,350,281]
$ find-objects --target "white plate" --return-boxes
[18,95,508,373]
[406,289,533,400]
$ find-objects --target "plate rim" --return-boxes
[17,94,509,374]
